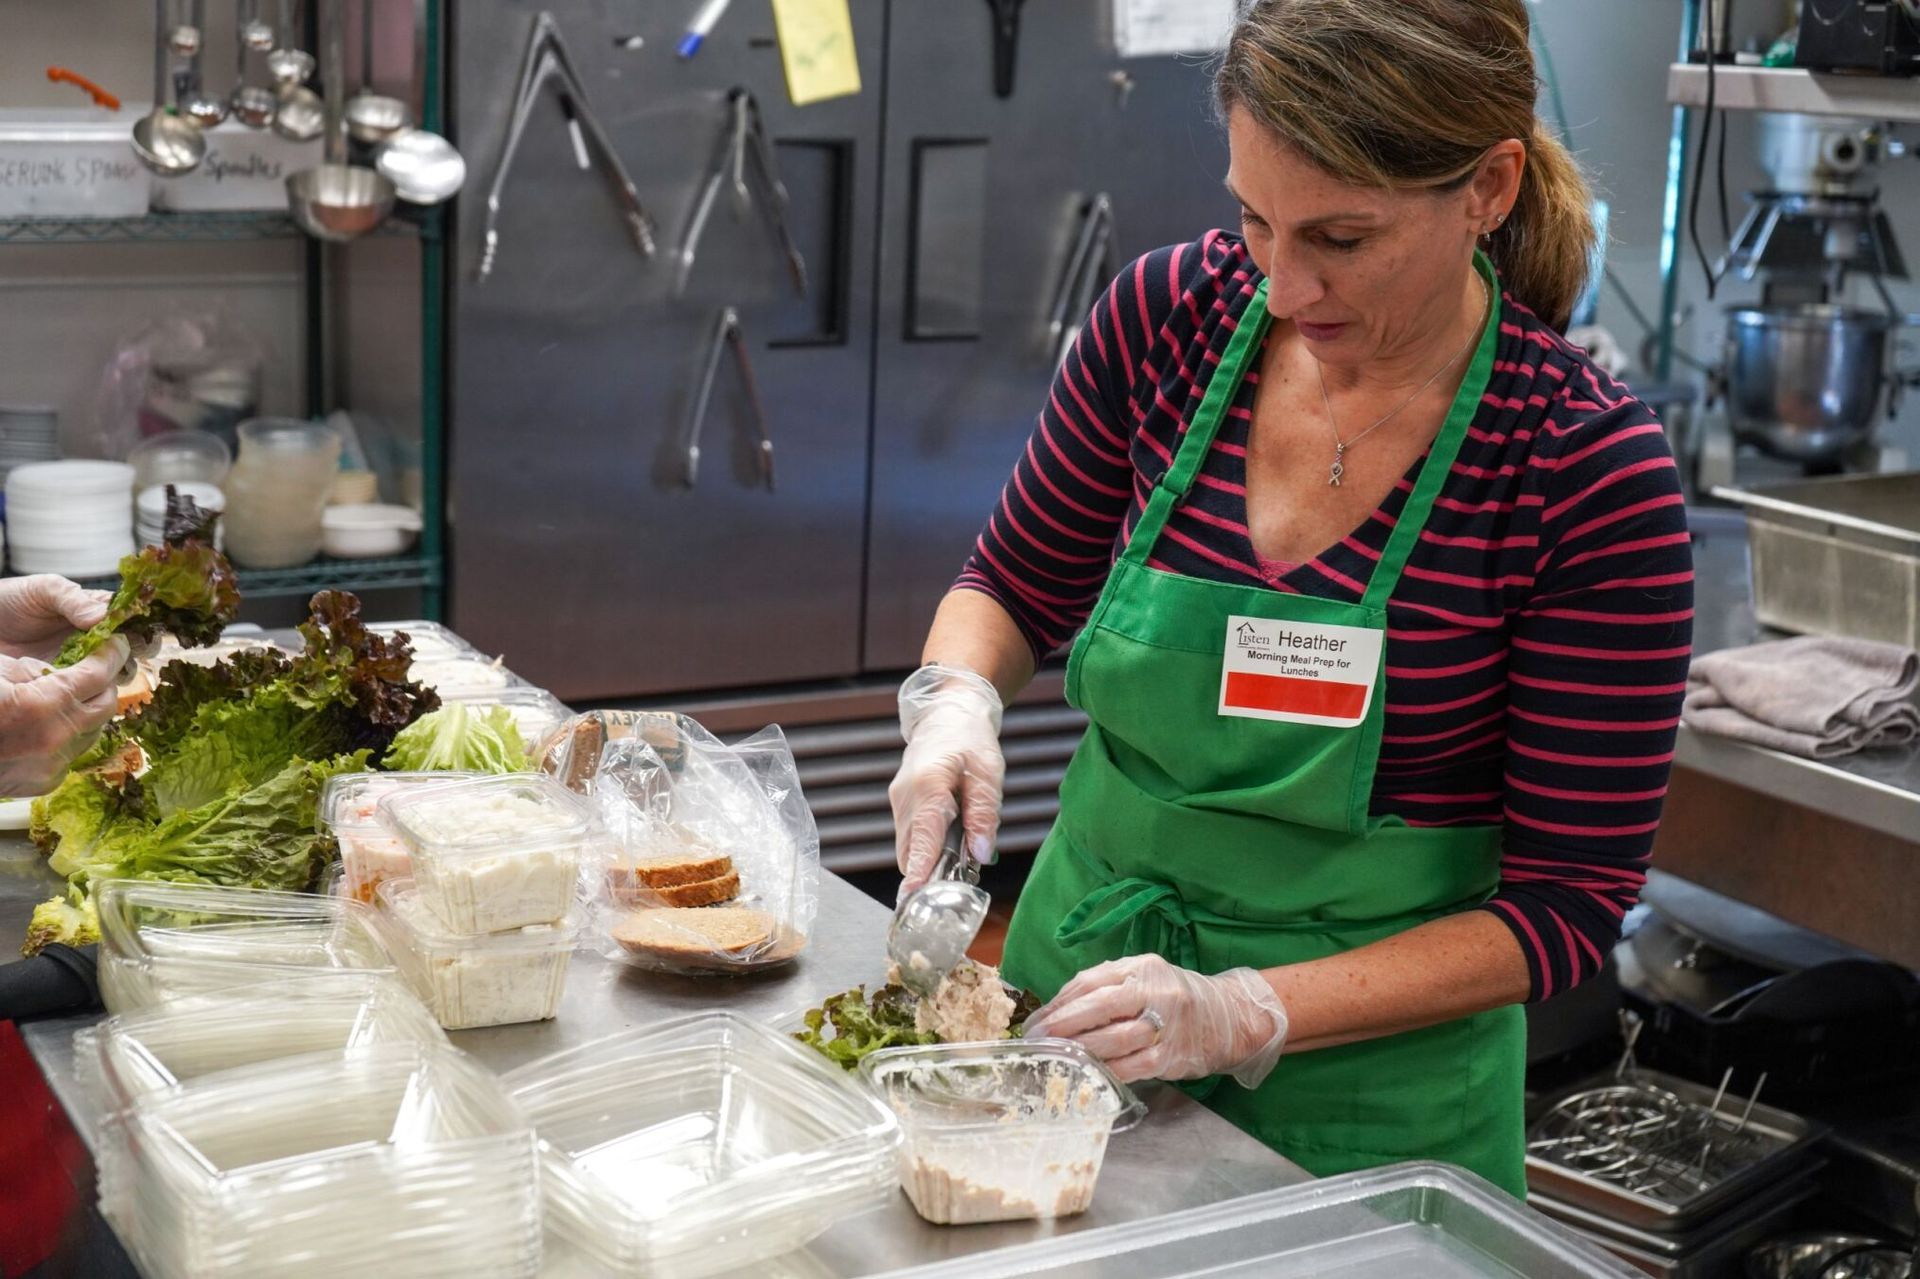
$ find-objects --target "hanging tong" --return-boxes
[985,0,1025,98]
[680,307,775,492]
[1045,193,1116,366]
[675,88,809,299]
[479,10,657,282]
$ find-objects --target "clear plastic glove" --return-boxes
[889,663,1005,902]
[1026,953,1289,1090]
[0,576,111,662]
[0,637,129,797]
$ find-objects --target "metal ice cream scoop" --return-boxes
[888,820,990,1000]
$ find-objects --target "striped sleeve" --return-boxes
[955,247,1184,659]
[1483,374,1693,1002]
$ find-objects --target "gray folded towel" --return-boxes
[1684,636,1920,759]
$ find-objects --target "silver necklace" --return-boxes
[1313,274,1490,487]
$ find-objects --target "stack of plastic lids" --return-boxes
[501,1011,900,1279]
[96,881,398,1014]
[96,1041,542,1279]
[6,459,135,576]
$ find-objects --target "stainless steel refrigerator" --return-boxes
[447,1,1233,703]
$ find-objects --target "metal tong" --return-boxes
[1045,193,1115,366]
[675,87,808,299]
[479,10,657,282]
[679,306,775,491]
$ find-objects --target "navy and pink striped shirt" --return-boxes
[958,232,1693,1003]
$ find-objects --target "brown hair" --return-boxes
[1216,0,1596,331]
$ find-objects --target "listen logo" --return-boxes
[1235,621,1268,647]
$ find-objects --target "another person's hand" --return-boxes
[1026,953,1290,1088]
[889,664,1005,902]
[0,576,110,663]
[0,638,129,797]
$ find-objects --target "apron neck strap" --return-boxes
[1121,280,1274,568]
[1360,251,1502,609]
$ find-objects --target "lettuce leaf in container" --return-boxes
[55,488,239,667]
[384,701,534,773]
[22,590,439,956]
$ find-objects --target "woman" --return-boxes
[888,0,1692,1196]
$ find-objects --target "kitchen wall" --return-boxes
[4,1,1917,472]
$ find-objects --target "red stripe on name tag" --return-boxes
[1224,671,1368,719]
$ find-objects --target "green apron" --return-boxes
[1002,253,1527,1198]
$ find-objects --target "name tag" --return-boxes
[1218,614,1383,728]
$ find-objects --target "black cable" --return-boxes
[1687,0,1721,300]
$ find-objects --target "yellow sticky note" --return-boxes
[770,0,861,106]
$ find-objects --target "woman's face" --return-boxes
[1224,107,1517,371]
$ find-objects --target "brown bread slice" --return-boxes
[613,906,773,957]
[650,871,740,908]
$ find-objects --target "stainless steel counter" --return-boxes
[1684,512,1920,842]
[0,838,1303,1278]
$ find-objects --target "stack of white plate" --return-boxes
[0,406,61,487]
[6,460,136,576]
[137,482,225,550]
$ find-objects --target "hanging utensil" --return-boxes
[240,0,276,51]
[478,11,656,281]
[677,306,775,491]
[985,0,1025,98]
[344,0,410,145]
[133,0,207,175]
[267,0,316,85]
[230,0,278,127]
[286,0,394,240]
[887,821,991,1001]
[1044,193,1115,366]
[179,0,230,127]
[45,67,122,112]
[369,0,462,204]
[674,88,808,298]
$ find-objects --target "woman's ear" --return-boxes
[1467,138,1527,234]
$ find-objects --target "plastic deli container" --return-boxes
[409,655,517,696]
[97,1042,541,1279]
[380,774,594,934]
[441,686,572,756]
[375,878,578,1029]
[95,882,397,1014]
[369,620,477,662]
[502,1012,900,1279]
[74,974,443,1112]
[859,1039,1146,1225]
[320,770,481,904]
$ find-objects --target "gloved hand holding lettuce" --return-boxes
[53,488,240,669]
[23,591,439,956]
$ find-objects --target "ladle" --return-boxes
[286,0,394,241]
[230,0,278,128]
[343,0,409,145]
[179,0,229,127]
[132,0,207,176]
[267,0,317,85]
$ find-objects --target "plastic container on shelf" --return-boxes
[74,974,442,1111]
[95,881,397,1014]
[501,1012,899,1279]
[219,417,342,570]
[321,503,421,558]
[320,769,480,904]
[374,878,579,1029]
[859,1039,1146,1225]
[127,429,232,491]
[0,110,154,217]
[441,686,572,756]
[96,1041,542,1279]
[379,774,594,934]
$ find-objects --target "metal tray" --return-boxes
[1525,1068,1827,1234]
[1713,472,1920,648]
[868,1161,1641,1278]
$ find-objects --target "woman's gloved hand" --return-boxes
[889,663,1005,902]
[1026,953,1290,1089]
[0,576,110,662]
[0,637,129,797]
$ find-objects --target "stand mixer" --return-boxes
[1695,112,1919,489]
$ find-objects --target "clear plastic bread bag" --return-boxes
[585,715,818,975]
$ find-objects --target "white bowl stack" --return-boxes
[137,482,226,550]
[6,461,136,577]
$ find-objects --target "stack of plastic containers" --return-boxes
[501,1012,901,1279]
[96,882,398,1014]
[373,774,592,1029]
[96,1041,543,1279]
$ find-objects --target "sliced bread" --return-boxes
[612,906,774,957]
[624,851,734,889]
[650,871,740,908]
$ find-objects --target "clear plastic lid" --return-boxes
[319,769,482,833]
[96,882,396,1013]
[860,1039,1146,1135]
[76,974,443,1110]
[368,619,477,663]
[379,773,591,859]
[409,656,517,695]
[501,1012,899,1275]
